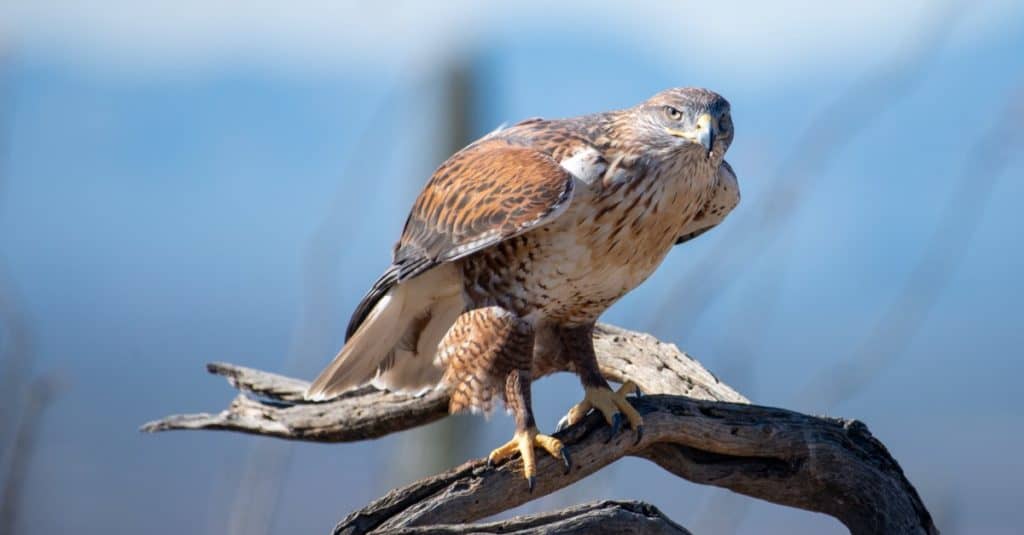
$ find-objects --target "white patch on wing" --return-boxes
[443,229,503,260]
[479,122,509,140]
[559,146,605,185]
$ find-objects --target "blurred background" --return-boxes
[0,1,1022,533]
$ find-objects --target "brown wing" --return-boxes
[346,139,574,338]
[397,140,574,265]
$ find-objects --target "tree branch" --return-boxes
[383,500,692,534]
[331,395,934,535]
[141,323,936,534]
[140,324,745,442]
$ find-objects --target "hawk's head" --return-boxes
[624,87,733,165]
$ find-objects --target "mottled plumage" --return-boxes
[307,87,740,486]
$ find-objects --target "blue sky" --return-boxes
[1,2,1023,534]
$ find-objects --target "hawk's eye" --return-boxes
[664,106,682,121]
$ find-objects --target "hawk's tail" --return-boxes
[304,264,463,401]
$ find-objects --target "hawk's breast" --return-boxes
[461,145,716,326]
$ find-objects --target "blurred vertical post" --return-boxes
[0,42,29,535]
[0,39,26,453]
[391,58,481,481]
[0,45,65,534]
[426,58,478,471]
[0,377,60,535]
[223,58,486,507]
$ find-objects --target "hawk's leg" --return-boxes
[439,306,569,490]
[555,324,644,443]
[487,369,570,491]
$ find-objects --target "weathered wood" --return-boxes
[331,395,935,535]
[140,324,745,442]
[141,323,936,535]
[383,500,692,534]
[140,362,450,442]
[592,324,745,402]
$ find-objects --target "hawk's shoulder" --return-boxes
[346,137,576,339]
[395,137,575,267]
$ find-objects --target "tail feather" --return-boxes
[305,291,405,400]
[371,292,462,393]
[304,264,462,401]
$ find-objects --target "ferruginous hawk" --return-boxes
[306,87,740,489]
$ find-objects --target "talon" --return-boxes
[635,425,644,446]
[527,475,536,493]
[559,399,593,430]
[487,427,566,487]
[561,385,646,443]
[560,447,572,474]
[607,412,623,443]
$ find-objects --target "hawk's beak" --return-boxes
[694,113,714,152]
[667,113,715,153]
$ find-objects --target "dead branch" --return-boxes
[142,324,935,535]
[382,500,692,534]
[140,324,745,441]
[331,396,934,535]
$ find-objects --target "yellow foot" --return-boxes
[556,380,644,444]
[486,427,570,492]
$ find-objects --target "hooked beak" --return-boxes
[694,113,714,152]
[667,113,715,153]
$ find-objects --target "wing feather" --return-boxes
[397,141,574,265]
[345,139,574,338]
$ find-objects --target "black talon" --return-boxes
[527,475,536,493]
[555,418,568,433]
[560,447,572,474]
[634,425,644,446]
[486,457,494,469]
[606,413,624,443]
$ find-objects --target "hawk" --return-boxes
[306,87,739,489]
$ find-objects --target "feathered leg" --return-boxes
[437,306,568,490]
[555,323,643,443]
